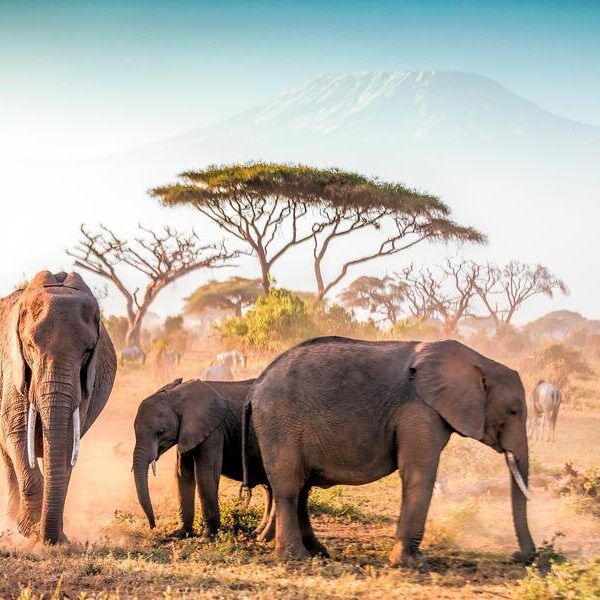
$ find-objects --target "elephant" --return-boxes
[120,345,146,366]
[0,271,116,544]
[201,364,234,381]
[243,336,535,565]
[132,377,274,540]
[527,381,561,442]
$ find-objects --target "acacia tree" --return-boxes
[401,260,482,336]
[151,162,485,298]
[67,224,235,346]
[339,275,407,325]
[184,277,262,317]
[474,261,569,334]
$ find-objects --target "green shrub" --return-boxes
[514,559,600,599]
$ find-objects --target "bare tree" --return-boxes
[401,260,481,336]
[339,275,407,325]
[474,261,569,334]
[67,224,236,347]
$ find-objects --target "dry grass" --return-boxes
[0,350,599,598]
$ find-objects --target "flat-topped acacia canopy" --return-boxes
[151,162,485,297]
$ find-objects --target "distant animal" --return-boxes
[120,345,146,366]
[152,345,176,383]
[0,271,116,544]
[132,378,274,540]
[243,336,535,565]
[527,380,561,442]
[165,348,181,365]
[215,350,247,372]
[201,364,234,381]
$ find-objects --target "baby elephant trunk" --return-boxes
[132,446,155,528]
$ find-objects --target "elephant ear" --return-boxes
[411,340,486,440]
[81,323,117,435]
[158,378,183,393]
[177,383,227,454]
[8,303,27,396]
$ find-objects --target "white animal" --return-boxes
[215,350,247,372]
[201,364,234,381]
[527,381,561,442]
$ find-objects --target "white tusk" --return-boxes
[27,403,37,469]
[505,451,531,501]
[71,409,81,467]
[151,460,156,477]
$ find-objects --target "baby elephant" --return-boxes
[132,378,273,539]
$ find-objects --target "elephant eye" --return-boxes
[156,428,165,436]
[509,408,518,416]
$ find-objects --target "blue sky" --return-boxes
[2,0,599,158]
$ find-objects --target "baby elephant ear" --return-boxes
[157,378,183,393]
[410,340,486,440]
[177,382,227,454]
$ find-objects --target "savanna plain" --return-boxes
[1,339,599,599]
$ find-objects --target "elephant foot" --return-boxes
[306,540,330,558]
[389,543,427,569]
[512,549,536,565]
[275,542,311,561]
[165,527,196,540]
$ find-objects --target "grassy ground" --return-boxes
[1,353,599,598]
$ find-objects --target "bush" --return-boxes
[103,315,129,349]
[219,287,381,352]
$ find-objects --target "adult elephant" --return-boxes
[0,271,116,544]
[243,336,535,565]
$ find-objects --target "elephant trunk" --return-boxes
[502,425,535,559]
[133,446,155,528]
[39,402,72,544]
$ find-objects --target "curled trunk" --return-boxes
[133,446,155,528]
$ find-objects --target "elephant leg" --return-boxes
[390,424,449,567]
[0,447,20,522]
[298,484,329,558]
[193,430,223,539]
[257,497,276,542]
[171,450,196,538]
[9,437,43,537]
[269,457,310,560]
[253,485,272,537]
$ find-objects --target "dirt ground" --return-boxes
[0,353,599,598]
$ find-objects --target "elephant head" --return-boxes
[410,339,535,560]
[7,270,114,543]
[132,378,227,528]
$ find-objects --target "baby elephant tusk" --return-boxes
[27,403,37,469]
[151,460,156,477]
[71,409,81,467]
[505,451,531,501]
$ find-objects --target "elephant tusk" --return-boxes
[27,403,37,469]
[71,409,81,467]
[505,451,531,501]
[151,460,156,477]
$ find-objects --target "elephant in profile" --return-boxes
[132,377,274,540]
[0,271,116,544]
[243,336,535,565]
[527,380,561,442]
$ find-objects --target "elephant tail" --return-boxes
[241,400,253,493]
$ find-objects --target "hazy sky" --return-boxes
[2,0,600,159]
[1,1,599,321]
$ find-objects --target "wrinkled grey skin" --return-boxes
[132,378,273,540]
[527,381,561,442]
[201,364,234,381]
[0,271,116,544]
[244,336,535,565]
